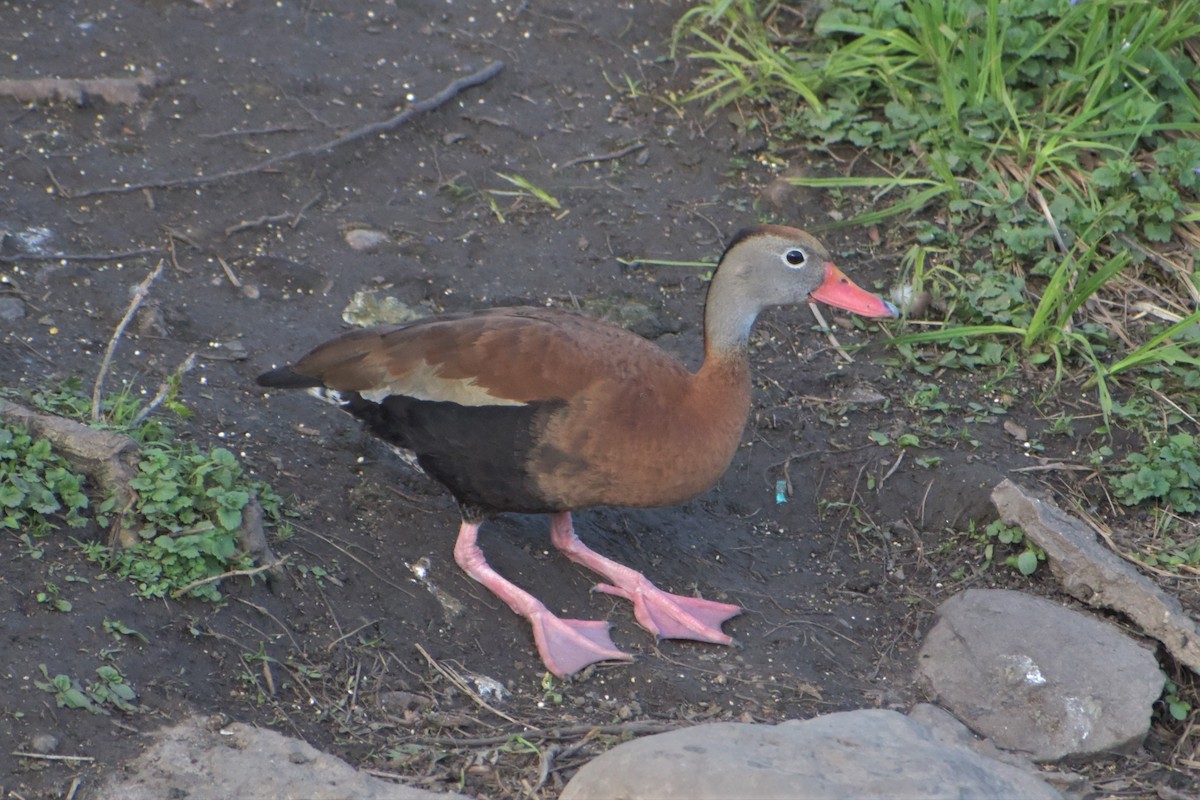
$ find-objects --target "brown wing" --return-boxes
[283,307,694,407]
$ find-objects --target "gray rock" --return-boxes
[0,295,26,321]
[992,478,1200,674]
[917,589,1163,761]
[97,715,467,800]
[561,709,1061,800]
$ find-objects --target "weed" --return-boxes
[985,520,1045,576]
[34,583,72,613]
[540,673,564,707]
[10,384,286,603]
[34,663,138,715]
[0,421,90,536]
[1160,679,1193,722]
[1110,433,1200,514]
[90,444,282,601]
[483,172,562,222]
[103,617,149,644]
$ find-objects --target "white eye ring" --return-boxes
[784,249,806,267]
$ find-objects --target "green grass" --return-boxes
[675,0,1200,569]
[675,0,1200,418]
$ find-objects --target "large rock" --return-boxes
[916,589,1163,761]
[992,478,1200,674]
[97,715,466,800]
[561,709,1061,800]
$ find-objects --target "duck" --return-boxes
[257,224,897,677]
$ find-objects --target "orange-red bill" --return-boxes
[809,263,898,318]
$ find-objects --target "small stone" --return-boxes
[343,228,390,252]
[843,386,887,407]
[30,733,60,754]
[240,284,260,300]
[341,290,425,327]
[0,295,26,321]
[1003,420,1027,440]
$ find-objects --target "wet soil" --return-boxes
[0,2,1192,798]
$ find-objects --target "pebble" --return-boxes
[344,228,390,252]
[0,295,27,321]
[29,733,60,754]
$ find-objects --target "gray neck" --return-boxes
[702,263,763,360]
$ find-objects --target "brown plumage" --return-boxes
[258,224,897,677]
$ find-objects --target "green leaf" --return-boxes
[1015,550,1039,576]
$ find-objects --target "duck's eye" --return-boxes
[785,249,806,266]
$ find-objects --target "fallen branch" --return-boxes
[0,72,160,106]
[68,62,506,199]
[92,260,164,422]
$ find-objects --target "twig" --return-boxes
[225,213,293,237]
[294,522,415,597]
[560,142,646,168]
[198,124,309,139]
[92,260,164,422]
[291,192,323,228]
[806,302,853,363]
[68,62,506,198]
[0,248,159,264]
[132,352,197,425]
[65,776,82,800]
[215,255,242,288]
[414,642,528,727]
[169,557,287,599]
[11,752,95,763]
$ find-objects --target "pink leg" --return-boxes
[453,519,632,677]
[549,512,741,644]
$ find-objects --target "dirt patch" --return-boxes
[0,2,1191,798]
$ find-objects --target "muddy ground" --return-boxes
[0,2,1195,798]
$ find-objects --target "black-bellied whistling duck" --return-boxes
[257,225,897,677]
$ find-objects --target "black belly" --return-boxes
[341,392,568,518]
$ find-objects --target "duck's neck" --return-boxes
[700,262,763,364]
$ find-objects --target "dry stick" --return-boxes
[0,248,159,263]
[131,352,197,426]
[413,642,528,727]
[560,141,646,168]
[68,62,506,199]
[11,752,95,762]
[806,302,853,363]
[169,557,288,599]
[91,260,164,422]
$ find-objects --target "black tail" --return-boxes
[256,366,324,390]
